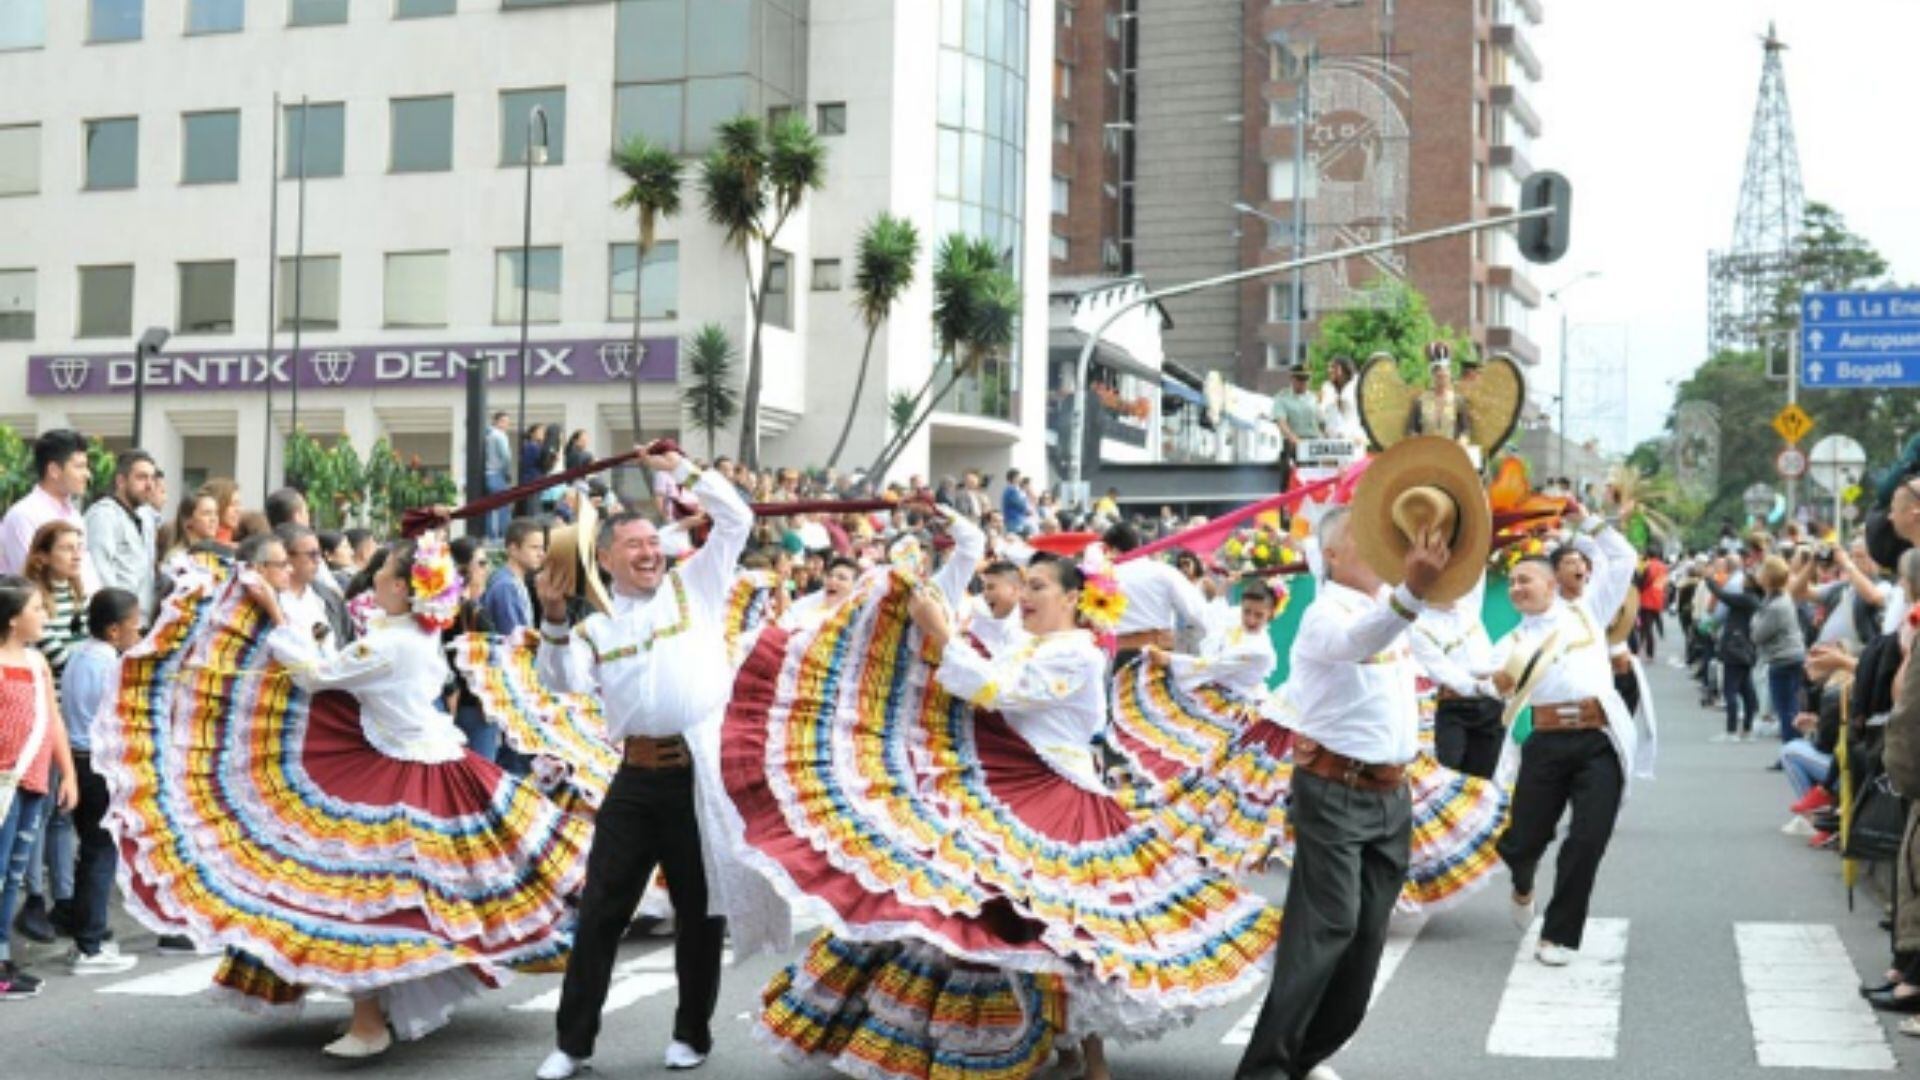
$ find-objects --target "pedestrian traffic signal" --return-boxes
[1518,171,1572,265]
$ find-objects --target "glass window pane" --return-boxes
[186,0,241,33]
[390,95,453,173]
[614,83,684,155]
[940,0,962,47]
[277,255,341,330]
[985,0,1003,59]
[394,0,454,17]
[0,269,33,341]
[615,0,685,82]
[685,76,750,154]
[961,130,984,203]
[688,0,749,76]
[284,102,345,178]
[0,124,39,195]
[763,4,798,96]
[495,247,561,325]
[500,88,566,166]
[811,259,841,292]
[763,249,790,330]
[936,129,959,199]
[608,241,679,321]
[182,110,239,184]
[964,0,985,52]
[938,50,964,128]
[0,0,46,49]
[964,56,986,130]
[78,265,134,338]
[384,251,447,328]
[177,261,235,335]
[816,103,846,136]
[289,0,348,26]
[984,137,1002,210]
[84,117,138,190]
[89,0,141,41]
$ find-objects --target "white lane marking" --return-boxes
[1735,923,1897,1071]
[99,957,224,996]
[1486,918,1629,1059]
[1222,915,1428,1046]
[509,946,730,1013]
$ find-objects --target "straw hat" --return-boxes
[1606,591,1638,646]
[542,494,612,616]
[1499,626,1565,729]
[1350,435,1491,605]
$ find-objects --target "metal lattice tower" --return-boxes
[1707,23,1806,356]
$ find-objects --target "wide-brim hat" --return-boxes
[1606,591,1638,646]
[1350,435,1492,605]
[1499,626,1563,729]
[543,494,612,616]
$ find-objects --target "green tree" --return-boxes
[888,391,918,438]
[825,213,921,471]
[680,323,741,460]
[699,114,827,469]
[1308,276,1478,387]
[0,426,31,507]
[1766,201,1891,329]
[611,134,684,447]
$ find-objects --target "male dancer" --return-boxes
[1411,572,1504,778]
[532,445,752,1079]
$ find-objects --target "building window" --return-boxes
[284,102,345,178]
[186,0,242,33]
[1102,239,1121,271]
[1055,61,1071,100]
[816,102,847,135]
[811,258,841,292]
[1054,119,1071,145]
[1265,342,1287,370]
[84,117,139,191]
[0,269,33,341]
[1265,219,1288,251]
[764,249,792,330]
[394,0,455,17]
[1107,12,1121,39]
[0,1,45,49]
[1266,158,1317,201]
[391,95,454,173]
[77,265,134,338]
[383,251,448,328]
[1051,175,1069,216]
[1472,282,1486,324]
[1060,4,1072,28]
[1049,234,1068,261]
[1473,161,1486,199]
[0,124,39,196]
[614,83,684,153]
[177,260,235,334]
[277,256,340,331]
[767,104,795,126]
[496,247,561,325]
[500,88,566,165]
[608,241,680,321]
[89,0,141,41]
[1268,282,1306,322]
[181,110,240,185]
[288,0,348,27]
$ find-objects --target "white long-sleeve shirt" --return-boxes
[936,630,1107,785]
[965,596,1027,657]
[1283,580,1427,766]
[1114,558,1211,637]
[1169,623,1277,699]
[931,511,986,614]
[1410,574,1495,698]
[535,460,753,742]
[269,613,466,763]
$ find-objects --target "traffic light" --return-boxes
[1518,170,1572,265]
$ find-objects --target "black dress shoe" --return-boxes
[1865,988,1920,1013]
[1861,980,1899,998]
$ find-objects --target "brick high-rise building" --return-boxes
[1136,0,1545,393]
[1048,0,1133,277]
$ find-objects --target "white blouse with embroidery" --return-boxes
[267,614,468,764]
[1168,623,1277,699]
[936,630,1109,785]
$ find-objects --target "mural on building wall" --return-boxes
[1301,54,1413,311]
[1672,400,1722,501]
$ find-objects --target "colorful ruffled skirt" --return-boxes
[450,626,621,816]
[1108,662,1511,914]
[96,577,590,1039]
[722,573,1280,1080]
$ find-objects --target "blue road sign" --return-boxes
[1801,290,1920,389]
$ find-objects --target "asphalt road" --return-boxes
[1,640,1913,1079]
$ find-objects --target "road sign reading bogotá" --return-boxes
[1801,290,1920,389]
[1771,403,1813,445]
[1776,447,1807,480]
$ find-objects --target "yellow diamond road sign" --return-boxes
[1773,404,1814,445]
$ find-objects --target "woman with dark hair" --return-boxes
[444,537,499,761]
[1704,555,1764,741]
[563,430,593,472]
[98,536,586,1057]
[199,479,243,545]
[0,575,78,1000]
[22,522,88,678]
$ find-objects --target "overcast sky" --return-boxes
[1525,0,1919,451]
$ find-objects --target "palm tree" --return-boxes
[680,323,740,460]
[611,135,683,446]
[699,114,827,469]
[825,213,921,471]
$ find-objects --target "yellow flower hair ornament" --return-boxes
[1074,543,1128,636]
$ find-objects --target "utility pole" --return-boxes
[1287,50,1313,370]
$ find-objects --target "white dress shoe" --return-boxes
[1306,1065,1344,1080]
[535,1050,589,1080]
[1536,942,1574,967]
[322,1028,393,1059]
[1509,892,1536,932]
[664,1040,707,1070]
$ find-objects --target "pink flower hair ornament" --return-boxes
[408,533,464,634]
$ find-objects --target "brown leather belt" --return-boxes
[623,734,692,770]
[1115,629,1174,653]
[1530,698,1607,732]
[1293,736,1407,792]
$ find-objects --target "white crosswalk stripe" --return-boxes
[508,946,730,1014]
[97,957,224,997]
[1735,922,1897,1071]
[1485,917,1629,1059]
[1221,915,1428,1047]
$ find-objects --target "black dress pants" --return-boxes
[1434,696,1505,779]
[555,765,725,1058]
[1495,730,1624,950]
[1234,770,1411,1080]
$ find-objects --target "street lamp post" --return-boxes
[516,105,551,455]
[1547,270,1601,480]
[132,327,170,447]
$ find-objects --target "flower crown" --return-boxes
[1074,545,1128,635]
[408,533,463,634]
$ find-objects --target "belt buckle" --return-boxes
[1342,759,1364,785]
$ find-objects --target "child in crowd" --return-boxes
[0,575,79,1000]
[58,588,144,975]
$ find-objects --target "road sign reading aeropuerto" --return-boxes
[1801,290,1920,389]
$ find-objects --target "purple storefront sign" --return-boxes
[27,337,679,397]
